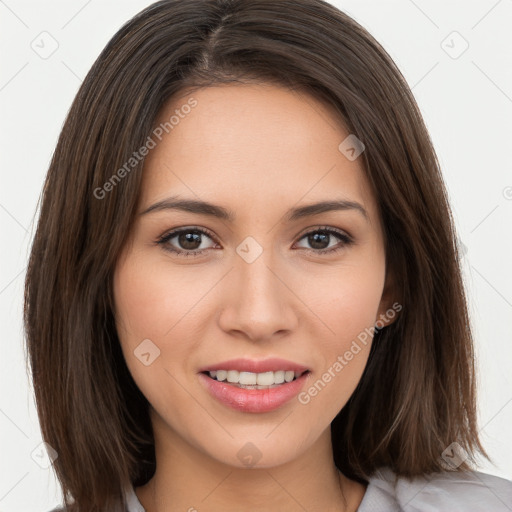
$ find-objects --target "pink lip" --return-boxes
[198,357,309,373]
[198,371,311,413]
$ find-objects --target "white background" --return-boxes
[1,0,511,510]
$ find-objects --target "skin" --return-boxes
[113,83,397,512]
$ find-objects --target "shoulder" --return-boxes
[358,467,512,512]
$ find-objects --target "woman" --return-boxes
[24,0,512,510]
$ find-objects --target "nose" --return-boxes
[217,251,299,343]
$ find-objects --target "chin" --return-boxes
[200,432,314,470]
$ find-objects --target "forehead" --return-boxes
[140,83,378,225]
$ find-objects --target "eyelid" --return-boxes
[156,226,220,249]
[295,225,352,241]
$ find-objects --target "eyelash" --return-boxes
[155,226,353,258]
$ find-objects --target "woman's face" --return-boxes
[113,83,394,469]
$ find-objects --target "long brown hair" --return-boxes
[24,0,488,510]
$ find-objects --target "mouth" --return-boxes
[201,369,311,390]
[197,358,312,412]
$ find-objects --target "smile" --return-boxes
[198,369,311,413]
[204,369,307,389]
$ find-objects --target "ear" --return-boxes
[375,268,401,329]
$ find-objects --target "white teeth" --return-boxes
[216,370,227,381]
[207,369,305,385]
[256,371,274,386]
[274,370,285,384]
[240,371,257,385]
[226,370,239,383]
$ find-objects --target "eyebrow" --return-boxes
[140,196,369,223]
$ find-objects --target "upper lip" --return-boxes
[199,358,310,374]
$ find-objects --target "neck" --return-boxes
[135,410,367,512]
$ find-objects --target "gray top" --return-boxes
[50,467,512,511]
[123,468,512,511]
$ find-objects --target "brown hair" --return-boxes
[24,0,488,510]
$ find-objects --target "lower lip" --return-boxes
[198,372,311,413]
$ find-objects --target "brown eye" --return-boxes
[156,228,217,257]
[295,227,353,255]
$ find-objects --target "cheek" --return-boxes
[112,251,217,395]
[298,255,385,349]
[112,254,192,409]
[113,252,200,342]
[299,261,384,412]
